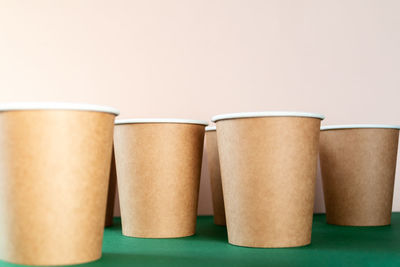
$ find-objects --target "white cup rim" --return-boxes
[205,126,216,131]
[115,118,208,126]
[0,102,119,115]
[321,124,400,130]
[212,111,325,122]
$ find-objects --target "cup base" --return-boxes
[213,217,226,226]
[326,221,391,227]
[228,240,311,248]
[122,231,196,239]
[0,254,102,266]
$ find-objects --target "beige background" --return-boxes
[1,0,400,214]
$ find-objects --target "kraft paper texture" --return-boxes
[114,123,205,238]
[0,110,115,265]
[205,130,226,226]
[216,117,321,248]
[105,148,117,227]
[320,128,399,226]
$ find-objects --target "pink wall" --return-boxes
[1,0,400,214]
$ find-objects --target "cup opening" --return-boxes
[0,102,119,115]
[321,124,400,131]
[115,118,208,126]
[212,111,325,122]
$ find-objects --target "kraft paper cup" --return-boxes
[205,126,226,226]
[105,148,117,227]
[114,118,207,238]
[320,124,400,226]
[212,111,324,248]
[0,102,118,266]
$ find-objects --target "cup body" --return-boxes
[0,105,117,265]
[105,149,117,227]
[213,112,323,248]
[114,120,206,238]
[205,128,226,226]
[320,126,399,226]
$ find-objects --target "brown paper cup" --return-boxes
[114,118,207,238]
[0,103,118,266]
[320,124,400,226]
[212,111,324,248]
[205,126,226,226]
[105,148,117,227]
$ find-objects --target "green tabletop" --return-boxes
[2,214,400,267]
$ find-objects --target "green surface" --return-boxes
[2,214,400,267]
